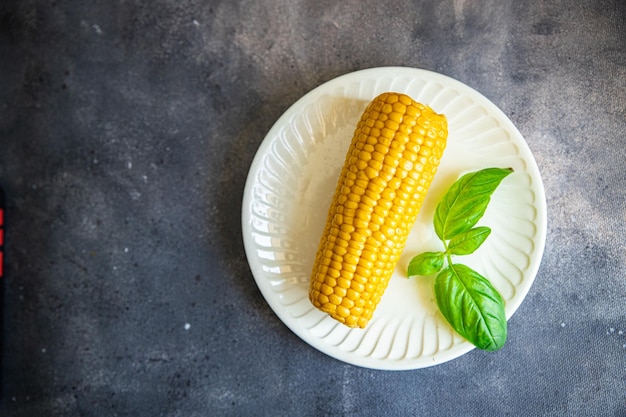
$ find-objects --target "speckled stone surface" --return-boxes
[0,1,625,416]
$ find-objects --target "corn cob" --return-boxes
[308,92,448,328]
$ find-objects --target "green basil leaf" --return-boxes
[434,263,507,351]
[434,167,513,241]
[447,226,491,255]
[407,251,444,276]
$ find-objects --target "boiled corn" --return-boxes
[308,92,448,328]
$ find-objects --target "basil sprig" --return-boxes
[408,167,513,351]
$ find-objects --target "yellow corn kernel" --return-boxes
[308,92,447,328]
[345,315,358,327]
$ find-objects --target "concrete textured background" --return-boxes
[0,0,625,416]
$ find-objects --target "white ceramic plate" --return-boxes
[242,67,546,370]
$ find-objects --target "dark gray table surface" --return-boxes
[1,1,625,416]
